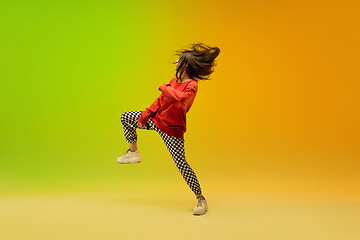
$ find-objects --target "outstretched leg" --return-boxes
[155,129,202,196]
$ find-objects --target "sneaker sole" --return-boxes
[193,208,208,215]
[117,160,142,164]
[117,158,142,164]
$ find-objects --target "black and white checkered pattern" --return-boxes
[120,111,202,195]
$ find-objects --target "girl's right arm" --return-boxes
[159,82,198,104]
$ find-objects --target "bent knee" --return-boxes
[120,111,141,124]
[120,112,130,124]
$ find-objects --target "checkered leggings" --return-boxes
[120,111,202,195]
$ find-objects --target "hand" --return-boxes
[135,120,147,129]
[158,83,171,91]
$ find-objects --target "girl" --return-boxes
[117,42,220,215]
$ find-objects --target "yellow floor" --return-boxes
[1,191,359,240]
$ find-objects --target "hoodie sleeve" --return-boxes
[137,93,163,125]
[159,82,198,104]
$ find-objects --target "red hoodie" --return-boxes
[137,77,198,139]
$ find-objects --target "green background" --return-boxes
[0,0,196,193]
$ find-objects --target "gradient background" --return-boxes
[1,0,359,239]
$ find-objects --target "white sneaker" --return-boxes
[117,149,142,163]
[193,197,207,215]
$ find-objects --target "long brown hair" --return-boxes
[173,42,220,81]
